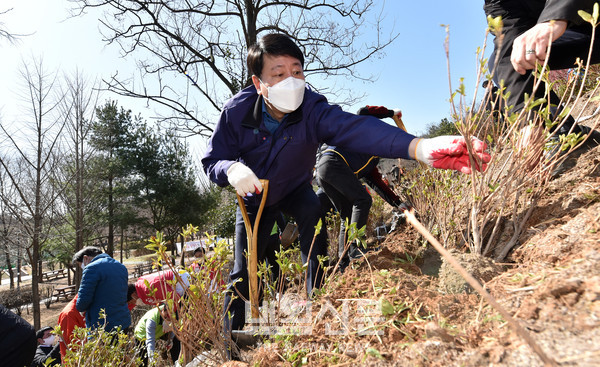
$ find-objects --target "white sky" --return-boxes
[0,0,492,157]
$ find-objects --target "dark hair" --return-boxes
[193,247,205,256]
[127,283,138,302]
[247,33,304,78]
[36,326,53,339]
[72,246,103,264]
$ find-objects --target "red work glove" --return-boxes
[414,136,491,174]
[357,105,394,119]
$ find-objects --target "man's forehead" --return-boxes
[265,55,302,69]
[270,61,302,69]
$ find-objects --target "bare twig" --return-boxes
[404,209,557,367]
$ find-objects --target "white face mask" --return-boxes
[43,335,56,345]
[261,76,305,113]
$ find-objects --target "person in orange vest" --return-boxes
[57,295,85,359]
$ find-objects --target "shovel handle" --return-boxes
[236,179,269,320]
[392,114,407,132]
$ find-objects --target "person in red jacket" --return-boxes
[130,269,191,305]
[57,295,85,359]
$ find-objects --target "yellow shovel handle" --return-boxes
[236,179,269,320]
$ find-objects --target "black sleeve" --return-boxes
[48,344,61,366]
[539,0,596,24]
[30,347,46,367]
[363,167,401,207]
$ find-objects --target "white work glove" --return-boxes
[413,136,491,174]
[227,162,263,196]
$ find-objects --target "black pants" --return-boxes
[316,153,372,260]
[490,17,600,126]
[223,182,328,332]
[135,336,180,366]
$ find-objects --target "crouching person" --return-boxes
[31,327,60,367]
[130,269,191,306]
[134,305,180,366]
[201,33,490,356]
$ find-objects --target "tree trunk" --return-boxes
[38,259,43,283]
[4,246,14,289]
[120,227,124,264]
[107,176,114,257]
[75,138,84,267]
[179,234,185,268]
[17,253,21,287]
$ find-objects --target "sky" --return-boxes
[0,0,492,156]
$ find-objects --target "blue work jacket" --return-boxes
[76,254,131,331]
[202,85,416,207]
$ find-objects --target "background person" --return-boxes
[316,105,410,273]
[57,295,85,359]
[131,269,191,306]
[73,246,131,332]
[30,326,61,367]
[201,33,490,341]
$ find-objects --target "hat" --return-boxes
[36,326,53,339]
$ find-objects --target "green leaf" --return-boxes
[366,348,383,359]
[380,298,395,317]
[527,98,547,110]
[188,284,200,296]
[579,10,593,23]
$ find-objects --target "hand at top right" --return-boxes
[511,20,567,75]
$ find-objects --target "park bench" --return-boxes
[133,262,154,278]
[41,268,68,282]
[52,284,77,302]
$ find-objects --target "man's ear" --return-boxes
[251,75,262,94]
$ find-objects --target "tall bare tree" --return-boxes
[71,0,398,137]
[0,162,23,289]
[54,70,102,280]
[0,58,67,329]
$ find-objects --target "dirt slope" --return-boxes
[247,142,599,366]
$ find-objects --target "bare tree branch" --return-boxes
[69,0,398,136]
